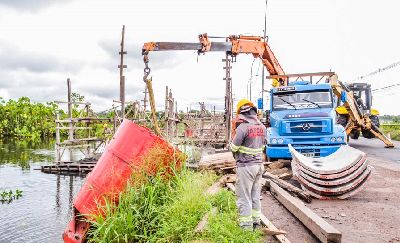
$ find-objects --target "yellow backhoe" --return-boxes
[330,76,394,148]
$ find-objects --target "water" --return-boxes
[0,139,85,243]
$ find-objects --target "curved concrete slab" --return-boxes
[297,159,369,186]
[289,144,365,174]
[303,168,373,199]
[298,166,372,196]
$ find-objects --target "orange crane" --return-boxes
[142,33,286,86]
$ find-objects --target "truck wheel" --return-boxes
[337,114,348,128]
[361,115,380,139]
[349,130,360,139]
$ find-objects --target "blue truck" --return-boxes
[265,80,346,159]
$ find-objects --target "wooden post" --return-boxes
[55,113,61,162]
[66,78,74,161]
[120,76,125,119]
[118,25,127,120]
[223,52,233,147]
[165,86,169,139]
[67,78,73,141]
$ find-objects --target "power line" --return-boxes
[352,60,400,81]
[372,83,400,93]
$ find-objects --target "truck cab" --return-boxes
[265,81,346,159]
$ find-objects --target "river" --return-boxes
[0,139,85,243]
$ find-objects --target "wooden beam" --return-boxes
[195,175,235,233]
[261,228,287,236]
[195,207,217,233]
[269,181,342,243]
[263,171,312,203]
[225,182,291,243]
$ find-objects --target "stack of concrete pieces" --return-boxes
[289,144,373,199]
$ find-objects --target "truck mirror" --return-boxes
[341,91,347,103]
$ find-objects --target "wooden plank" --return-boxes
[270,181,342,243]
[269,167,290,176]
[262,228,287,235]
[278,172,293,180]
[195,175,234,233]
[225,183,291,243]
[259,214,291,243]
[195,207,217,233]
[263,171,312,203]
[268,161,285,169]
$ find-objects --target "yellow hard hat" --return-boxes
[236,98,255,114]
[272,79,279,87]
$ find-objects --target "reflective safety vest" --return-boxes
[230,120,266,167]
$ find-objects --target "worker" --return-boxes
[230,99,266,230]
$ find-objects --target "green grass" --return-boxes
[87,169,262,243]
[381,124,400,141]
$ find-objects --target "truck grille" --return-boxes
[290,121,324,133]
[281,119,332,134]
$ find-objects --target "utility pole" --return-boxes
[118,25,127,119]
[262,0,268,109]
[223,51,233,146]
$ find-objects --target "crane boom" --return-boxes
[142,33,286,86]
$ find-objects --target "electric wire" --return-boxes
[352,60,400,81]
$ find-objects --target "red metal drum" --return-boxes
[63,119,182,243]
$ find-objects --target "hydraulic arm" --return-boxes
[329,75,394,148]
[142,33,286,86]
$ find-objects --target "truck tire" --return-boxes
[337,114,348,128]
[349,130,360,139]
[361,115,380,139]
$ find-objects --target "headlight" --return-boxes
[278,138,284,144]
[271,138,277,144]
[330,137,336,142]
[337,137,343,142]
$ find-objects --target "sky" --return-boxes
[0,0,399,114]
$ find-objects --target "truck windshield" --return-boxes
[272,91,332,111]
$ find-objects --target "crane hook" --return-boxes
[143,54,151,82]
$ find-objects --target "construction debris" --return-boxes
[199,152,272,174]
[199,152,236,170]
[289,144,373,199]
[269,181,342,243]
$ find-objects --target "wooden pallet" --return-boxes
[41,161,97,174]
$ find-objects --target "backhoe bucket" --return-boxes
[63,119,184,242]
[289,144,372,199]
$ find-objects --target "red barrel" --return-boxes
[63,119,183,242]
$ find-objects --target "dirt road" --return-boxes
[261,138,400,243]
